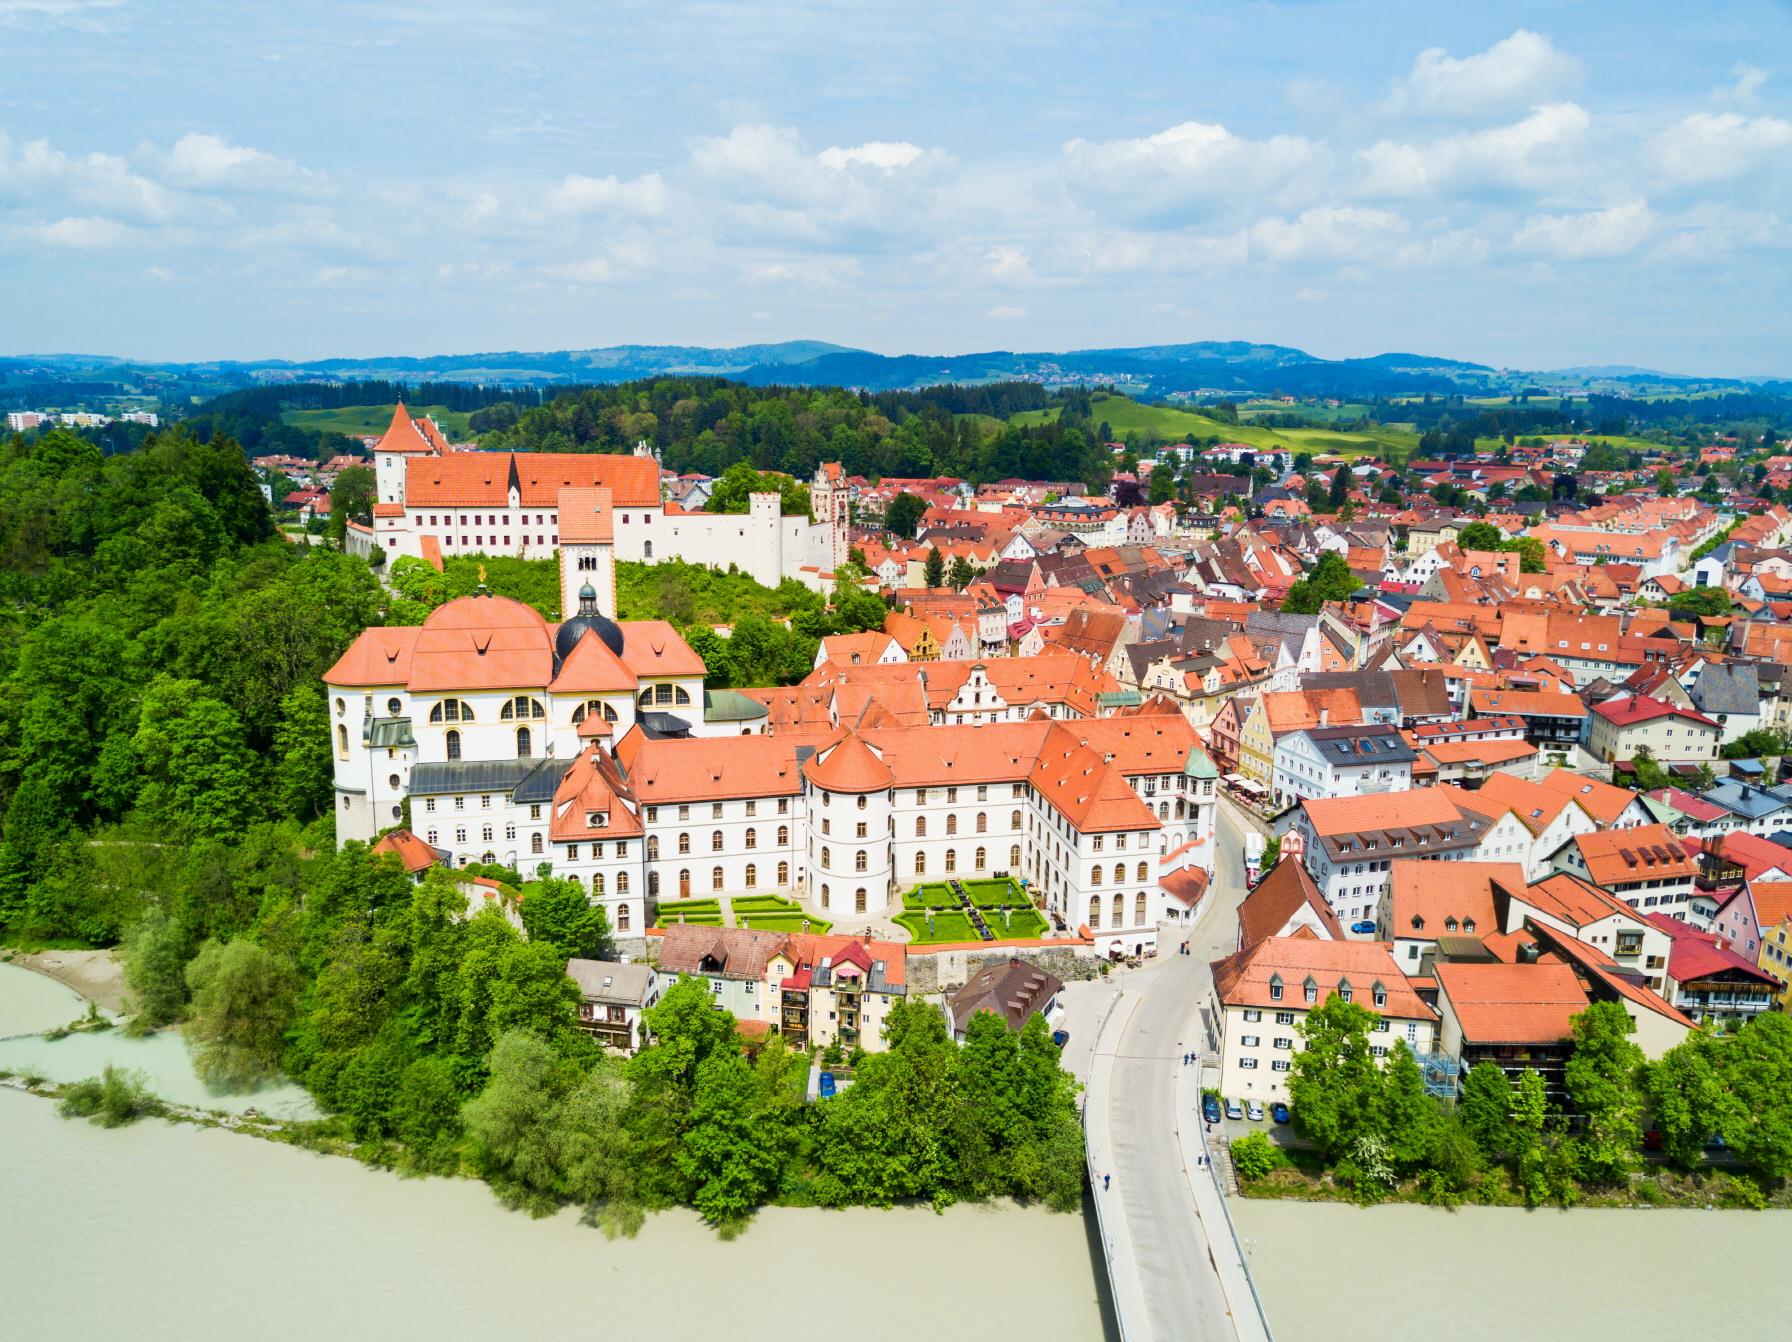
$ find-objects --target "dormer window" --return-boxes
[1411,915,1424,931]
[1463,918,1476,933]
[1372,982,1387,1009]
[1337,977,1352,1003]
[1445,917,1458,932]
[1303,975,1318,1004]
[1269,974,1284,1002]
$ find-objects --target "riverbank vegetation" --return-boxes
[1236,995,1792,1210]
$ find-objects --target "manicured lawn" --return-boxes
[282,403,474,439]
[980,907,1049,939]
[896,911,981,944]
[1010,393,1417,464]
[737,912,834,934]
[903,883,959,910]
[656,898,724,927]
[963,877,1028,909]
[731,893,805,914]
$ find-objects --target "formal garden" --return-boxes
[894,877,1049,944]
[653,893,833,935]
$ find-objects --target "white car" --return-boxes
[1246,1100,1265,1122]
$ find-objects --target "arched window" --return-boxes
[530,833,543,855]
[617,904,630,932]
[946,814,958,836]
[711,830,723,851]
[1010,810,1021,829]
[745,863,757,889]
[335,697,345,716]
[1159,800,1169,819]
[915,816,927,837]
[483,851,496,864]
[445,729,462,760]
[1010,845,1021,866]
[515,726,532,758]
[745,828,757,849]
[975,846,986,869]
[336,724,349,758]
[1137,861,1149,882]
[712,866,724,890]
[592,872,605,895]
[1088,896,1101,929]
[854,851,868,872]
[644,540,653,559]
[616,871,629,893]
[945,848,957,873]
[672,686,691,705]
[571,700,619,725]
[821,884,830,909]
[1136,892,1147,924]
[1111,893,1123,926]
[976,812,987,833]
[647,836,659,859]
[855,887,867,913]
[679,869,691,897]
[821,847,831,867]
[648,871,660,896]
[857,795,867,811]
[777,861,789,884]
[429,698,472,723]
[1092,865,1104,886]
[678,833,690,854]
[499,696,546,721]
[777,825,789,845]
[915,853,927,874]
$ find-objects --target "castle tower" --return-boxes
[812,462,849,570]
[556,486,617,619]
[371,400,433,507]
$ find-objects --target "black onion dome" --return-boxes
[556,582,625,660]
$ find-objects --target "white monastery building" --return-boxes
[325,513,1219,957]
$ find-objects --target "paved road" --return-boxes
[1084,804,1256,1341]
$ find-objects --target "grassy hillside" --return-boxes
[281,403,474,439]
[1010,392,1416,462]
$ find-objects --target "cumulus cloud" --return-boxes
[13,214,134,248]
[0,129,171,219]
[1512,200,1653,259]
[152,132,322,193]
[1713,63,1768,106]
[1358,103,1589,198]
[1061,120,1327,219]
[1652,111,1792,185]
[817,141,924,170]
[983,304,1027,320]
[549,171,668,216]
[1387,29,1582,118]
[1248,207,1409,264]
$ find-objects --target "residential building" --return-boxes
[1432,961,1589,1103]
[1272,723,1416,807]
[1380,860,1525,970]
[1208,937,1438,1104]
[1234,857,1343,951]
[656,925,908,1051]
[566,959,659,1053]
[1588,695,1721,765]
[1500,872,1674,994]
[1642,913,1780,1028]
[1547,824,1700,922]
[1467,688,1589,751]
[945,957,1064,1039]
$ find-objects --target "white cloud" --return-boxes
[547,256,614,283]
[0,130,172,220]
[983,244,1033,282]
[1358,103,1589,197]
[549,171,668,216]
[1296,287,1326,303]
[1388,29,1581,118]
[1652,111,1792,185]
[1062,120,1327,219]
[154,132,321,193]
[14,214,134,248]
[818,141,923,170]
[1713,63,1768,106]
[983,304,1028,320]
[1512,200,1653,259]
[1248,207,1408,264]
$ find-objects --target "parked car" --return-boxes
[1202,1094,1222,1125]
[1350,919,1377,935]
[1224,1098,1243,1121]
[1246,1100,1264,1121]
[1051,1029,1069,1048]
[818,1071,836,1100]
[1271,1102,1290,1124]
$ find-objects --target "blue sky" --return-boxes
[2,0,1789,373]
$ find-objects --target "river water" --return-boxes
[0,963,1111,1341]
[1233,1198,1790,1340]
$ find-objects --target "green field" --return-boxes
[282,402,473,439]
[1010,393,1416,462]
[652,892,832,934]
[893,877,1049,943]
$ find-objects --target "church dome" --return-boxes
[556,582,624,661]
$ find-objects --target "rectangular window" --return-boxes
[1272,1060,1291,1073]
[1239,1058,1258,1070]
[1243,1009,1262,1022]
[1240,1035,1259,1047]
[1275,1011,1295,1025]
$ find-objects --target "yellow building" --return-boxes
[1751,882,1792,1011]
[1236,697,1277,788]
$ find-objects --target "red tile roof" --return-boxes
[1434,961,1589,1044]
[1593,695,1719,729]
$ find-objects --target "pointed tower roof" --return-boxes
[374,401,433,454]
[803,732,894,794]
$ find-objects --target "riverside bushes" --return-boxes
[57,1067,160,1128]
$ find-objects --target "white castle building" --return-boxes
[327,456,1218,957]
[361,403,850,590]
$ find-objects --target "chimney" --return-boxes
[1319,707,1330,727]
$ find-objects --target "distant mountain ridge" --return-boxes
[3,339,1779,402]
